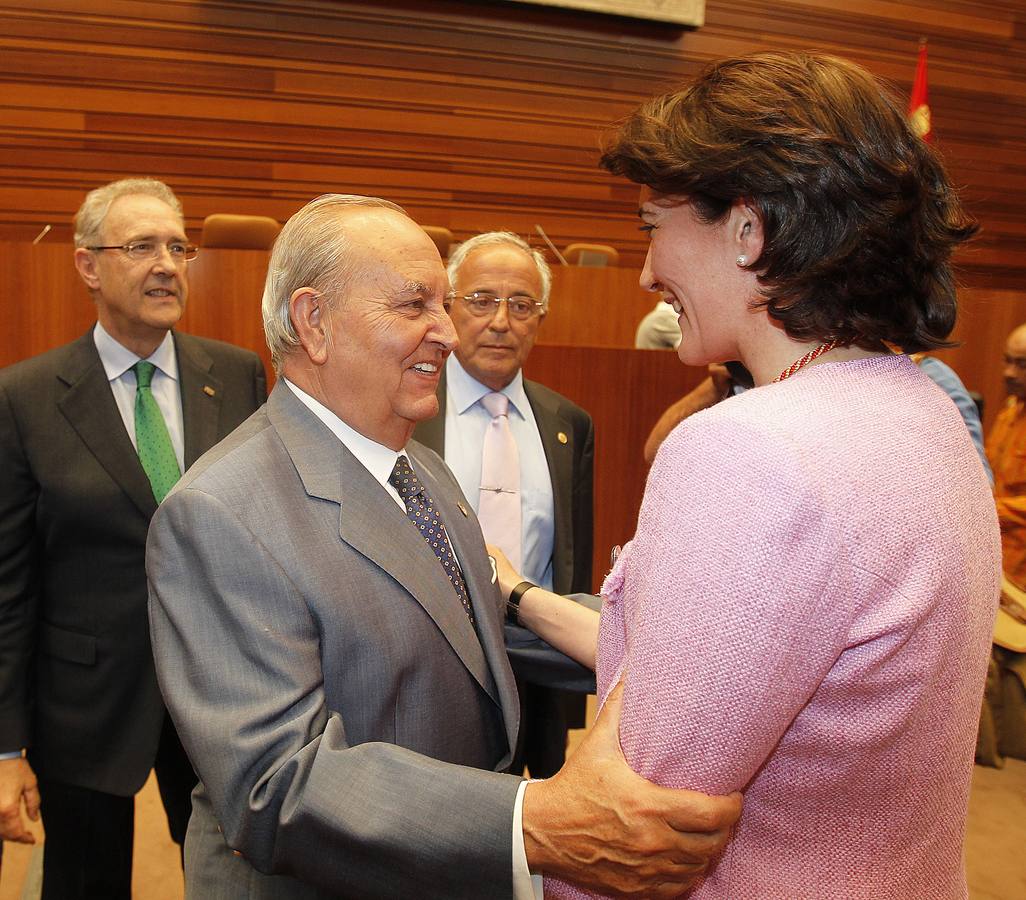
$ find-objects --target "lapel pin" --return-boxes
[457,502,469,517]
[557,431,568,444]
[203,385,216,397]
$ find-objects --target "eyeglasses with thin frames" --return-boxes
[460,292,545,321]
[86,240,199,263]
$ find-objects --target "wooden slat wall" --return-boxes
[2,0,1026,283]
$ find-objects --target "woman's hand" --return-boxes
[486,543,524,602]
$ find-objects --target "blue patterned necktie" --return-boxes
[132,361,181,503]
[389,455,475,624]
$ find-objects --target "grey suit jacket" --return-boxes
[147,382,524,899]
[0,328,266,794]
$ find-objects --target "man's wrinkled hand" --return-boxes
[0,757,40,844]
[522,680,741,898]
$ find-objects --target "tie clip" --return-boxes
[481,486,516,494]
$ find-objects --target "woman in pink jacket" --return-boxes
[502,52,1000,899]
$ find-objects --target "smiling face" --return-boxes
[638,189,761,369]
[448,243,545,391]
[73,193,189,357]
[307,208,457,449]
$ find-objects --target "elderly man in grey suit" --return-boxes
[146,194,740,899]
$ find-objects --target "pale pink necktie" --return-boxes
[478,392,522,571]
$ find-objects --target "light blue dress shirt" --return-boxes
[443,356,555,591]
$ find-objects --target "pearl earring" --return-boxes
[736,255,747,267]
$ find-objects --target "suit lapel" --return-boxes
[411,445,519,748]
[56,331,157,520]
[524,380,575,594]
[267,384,498,704]
[176,332,224,468]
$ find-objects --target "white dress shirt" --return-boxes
[282,379,538,898]
[93,322,185,472]
[443,356,555,591]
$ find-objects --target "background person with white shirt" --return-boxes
[0,178,266,899]
[413,230,595,777]
[145,194,739,899]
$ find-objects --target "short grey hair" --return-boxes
[261,193,406,373]
[446,231,552,309]
[74,178,183,247]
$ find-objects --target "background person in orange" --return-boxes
[987,322,1026,591]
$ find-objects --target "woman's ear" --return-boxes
[290,288,331,365]
[733,199,765,268]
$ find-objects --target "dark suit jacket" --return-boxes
[413,371,595,597]
[147,382,523,898]
[0,328,266,796]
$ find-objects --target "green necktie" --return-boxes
[132,361,181,503]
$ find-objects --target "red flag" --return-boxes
[908,40,932,142]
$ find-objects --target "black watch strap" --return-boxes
[506,580,536,625]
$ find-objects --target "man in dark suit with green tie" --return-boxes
[0,178,266,898]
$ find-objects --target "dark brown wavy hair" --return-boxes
[600,52,977,352]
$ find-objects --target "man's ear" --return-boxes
[733,199,765,267]
[290,288,330,364]
[73,247,101,291]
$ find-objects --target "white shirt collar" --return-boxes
[282,378,403,489]
[93,322,178,383]
[446,355,528,419]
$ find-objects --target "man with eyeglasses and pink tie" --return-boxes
[0,177,266,898]
[413,231,595,779]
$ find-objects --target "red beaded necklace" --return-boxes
[773,340,839,383]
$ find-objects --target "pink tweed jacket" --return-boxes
[548,355,999,899]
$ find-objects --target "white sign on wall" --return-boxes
[511,0,704,27]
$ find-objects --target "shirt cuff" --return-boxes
[0,750,24,760]
[512,779,544,900]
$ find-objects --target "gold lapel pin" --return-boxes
[457,502,469,517]
[557,431,568,444]
[203,385,216,397]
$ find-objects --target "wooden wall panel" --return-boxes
[3,0,1026,280]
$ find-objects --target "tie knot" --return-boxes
[133,360,156,390]
[481,392,509,418]
[389,455,421,501]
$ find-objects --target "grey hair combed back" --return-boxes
[261,193,405,373]
[74,178,184,247]
[446,231,552,309]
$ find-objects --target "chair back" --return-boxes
[563,243,619,267]
[201,214,281,250]
[422,226,454,259]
